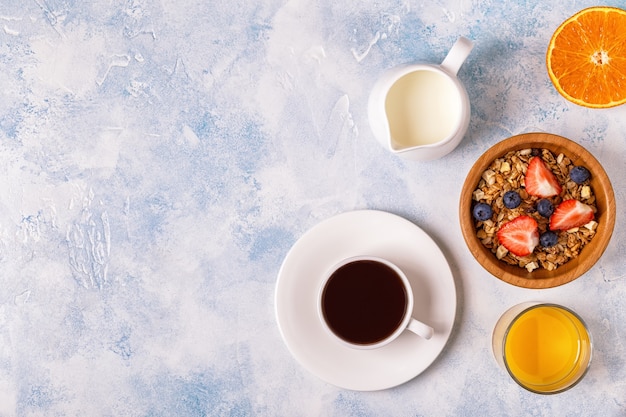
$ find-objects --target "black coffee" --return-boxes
[321,260,408,345]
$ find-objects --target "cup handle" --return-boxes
[406,317,434,340]
[440,36,474,75]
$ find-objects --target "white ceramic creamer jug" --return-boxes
[368,37,474,161]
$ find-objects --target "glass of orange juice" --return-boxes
[492,302,593,394]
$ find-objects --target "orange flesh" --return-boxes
[547,7,626,108]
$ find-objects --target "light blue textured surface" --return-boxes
[1,1,626,415]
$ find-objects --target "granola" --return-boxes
[472,148,597,272]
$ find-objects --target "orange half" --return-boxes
[547,6,626,108]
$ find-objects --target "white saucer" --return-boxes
[275,210,457,391]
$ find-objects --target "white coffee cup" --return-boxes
[368,36,474,161]
[317,256,434,349]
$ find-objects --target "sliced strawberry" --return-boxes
[550,199,595,231]
[496,216,539,257]
[525,157,562,197]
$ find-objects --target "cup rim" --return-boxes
[317,255,413,350]
[501,303,593,394]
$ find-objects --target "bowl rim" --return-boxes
[459,132,616,289]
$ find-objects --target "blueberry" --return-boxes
[570,166,590,184]
[540,231,558,247]
[536,199,554,218]
[503,191,522,209]
[472,203,493,221]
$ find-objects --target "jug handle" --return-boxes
[440,37,474,75]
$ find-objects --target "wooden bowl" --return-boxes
[459,132,616,289]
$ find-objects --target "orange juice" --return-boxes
[501,305,592,393]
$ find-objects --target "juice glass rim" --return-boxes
[501,303,593,395]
